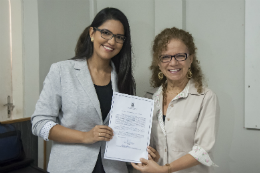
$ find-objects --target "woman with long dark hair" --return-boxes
[31,8,135,173]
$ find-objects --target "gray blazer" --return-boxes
[31,60,128,173]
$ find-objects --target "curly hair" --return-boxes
[150,27,204,94]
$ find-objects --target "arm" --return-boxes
[169,90,219,170]
[32,63,113,144]
[49,124,113,144]
[167,154,199,172]
[188,90,220,166]
[132,154,198,173]
[132,90,220,172]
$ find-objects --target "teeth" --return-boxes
[169,69,179,72]
[104,45,113,50]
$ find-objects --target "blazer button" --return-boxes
[167,118,170,121]
[165,149,167,152]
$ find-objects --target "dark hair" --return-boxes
[73,8,135,95]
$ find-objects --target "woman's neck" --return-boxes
[87,56,111,73]
[166,78,189,95]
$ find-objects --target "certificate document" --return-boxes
[104,92,154,163]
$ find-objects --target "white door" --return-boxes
[0,0,13,121]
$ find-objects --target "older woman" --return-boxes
[132,27,219,173]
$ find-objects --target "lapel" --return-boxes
[104,62,118,124]
[152,86,167,136]
[74,60,102,123]
[74,60,118,125]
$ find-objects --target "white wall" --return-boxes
[245,0,260,129]
[0,0,12,121]
[11,0,24,120]
[23,0,41,166]
[185,1,260,172]
[33,0,260,172]
[23,0,40,119]
[38,0,90,89]
[37,0,91,167]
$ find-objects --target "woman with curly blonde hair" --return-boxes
[132,27,219,173]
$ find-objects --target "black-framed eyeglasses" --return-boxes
[94,27,126,44]
[159,53,189,63]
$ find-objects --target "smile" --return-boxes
[102,45,114,51]
[168,69,181,73]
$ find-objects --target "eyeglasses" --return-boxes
[94,27,126,44]
[159,53,189,63]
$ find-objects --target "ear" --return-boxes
[158,64,161,70]
[89,27,94,38]
[189,54,194,66]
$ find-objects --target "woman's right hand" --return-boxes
[84,125,114,144]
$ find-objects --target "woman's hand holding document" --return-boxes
[104,92,154,163]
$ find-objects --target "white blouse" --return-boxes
[152,80,219,170]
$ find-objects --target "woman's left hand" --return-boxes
[131,158,168,173]
[147,146,160,162]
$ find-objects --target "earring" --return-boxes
[158,71,164,80]
[91,37,94,42]
[187,68,193,79]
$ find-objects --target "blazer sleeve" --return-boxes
[31,63,62,136]
[193,89,220,153]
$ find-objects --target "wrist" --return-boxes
[163,163,171,173]
[81,131,93,144]
[161,165,168,173]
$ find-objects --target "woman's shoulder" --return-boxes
[202,87,218,102]
[50,59,86,71]
[52,59,76,68]
[189,80,217,97]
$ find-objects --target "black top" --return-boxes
[163,115,166,122]
[92,81,113,173]
[94,81,113,121]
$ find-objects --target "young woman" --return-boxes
[31,8,135,173]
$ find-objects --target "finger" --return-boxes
[97,129,113,136]
[148,146,156,153]
[98,135,112,141]
[98,132,112,138]
[140,158,149,165]
[95,133,111,142]
[148,149,156,158]
[99,129,113,136]
[138,163,142,166]
[97,125,113,132]
[131,163,141,170]
[97,137,110,142]
[148,154,153,160]
[103,132,113,140]
[100,131,113,138]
